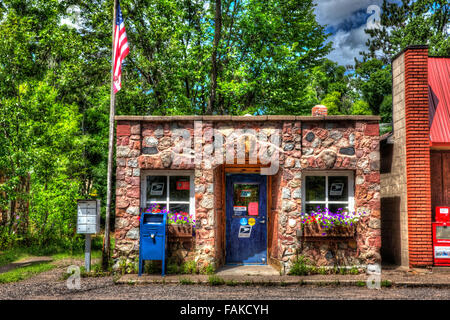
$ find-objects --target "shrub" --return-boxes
[288,256,312,276]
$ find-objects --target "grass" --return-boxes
[288,256,312,276]
[1,244,104,284]
[0,262,56,284]
[179,277,195,285]
[225,279,238,286]
[208,275,225,286]
[356,280,366,287]
[381,280,392,287]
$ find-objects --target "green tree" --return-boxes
[363,0,450,63]
[321,91,342,115]
[353,59,392,116]
[351,100,373,116]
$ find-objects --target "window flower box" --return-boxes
[167,224,193,238]
[299,207,363,240]
[302,222,355,239]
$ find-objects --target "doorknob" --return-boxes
[260,220,265,224]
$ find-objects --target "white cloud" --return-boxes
[314,0,383,27]
[325,24,370,67]
[313,0,385,66]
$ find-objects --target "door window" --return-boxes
[233,183,259,216]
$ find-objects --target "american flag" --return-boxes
[113,3,129,93]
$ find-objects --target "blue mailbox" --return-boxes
[138,211,167,276]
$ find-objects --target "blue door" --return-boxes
[226,174,267,264]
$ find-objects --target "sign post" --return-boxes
[85,234,92,272]
[77,199,100,272]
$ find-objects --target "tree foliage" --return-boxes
[363,0,450,63]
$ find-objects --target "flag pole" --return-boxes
[102,0,118,270]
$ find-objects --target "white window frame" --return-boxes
[140,170,195,219]
[302,171,354,213]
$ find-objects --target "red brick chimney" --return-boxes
[312,105,327,116]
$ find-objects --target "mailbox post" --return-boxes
[138,210,167,276]
[77,199,101,272]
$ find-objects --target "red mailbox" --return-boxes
[436,206,450,223]
[433,206,450,266]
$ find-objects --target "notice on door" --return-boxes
[233,206,247,215]
[238,225,252,238]
[248,202,258,216]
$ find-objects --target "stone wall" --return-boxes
[274,120,381,270]
[113,116,381,272]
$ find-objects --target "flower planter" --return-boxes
[167,224,193,239]
[302,223,355,240]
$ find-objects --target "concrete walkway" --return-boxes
[215,265,279,276]
[116,266,450,287]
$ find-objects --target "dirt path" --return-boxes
[0,257,53,274]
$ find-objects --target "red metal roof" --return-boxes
[428,57,450,146]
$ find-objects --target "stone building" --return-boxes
[380,45,450,268]
[113,113,381,273]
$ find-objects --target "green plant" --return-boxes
[381,280,392,288]
[288,256,312,276]
[167,263,180,274]
[208,275,224,286]
[181,260,198,274]
[349,266,359,275]
[225,280,237,286]
[144,261,159,274]
[179,277,194,285]
[117,257,137,275]
[339,267,347,275]
[356,280,366,287]
[201,263,215,275]
[318,266,328,275]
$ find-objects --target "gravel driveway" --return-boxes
[1,266,450,300]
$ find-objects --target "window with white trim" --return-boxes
[141,171,195,217]
[302,171,354,214]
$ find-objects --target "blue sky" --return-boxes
[313,0,387,67]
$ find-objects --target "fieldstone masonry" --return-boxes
[113,116,381,273]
